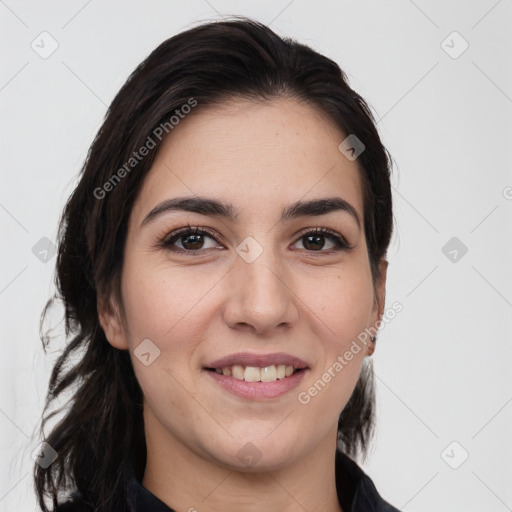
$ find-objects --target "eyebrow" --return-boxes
[140,195,361,229]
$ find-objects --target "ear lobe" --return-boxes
[97,294,129,350]
[366,339,376,357]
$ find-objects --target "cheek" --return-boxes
[296,262,373,400]
[119,257,229,405]
[120,261,210,414]
[300,261,374,345]
[120,257,220,344]
[296,274,372,432]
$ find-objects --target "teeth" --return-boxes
[260,365,277,382]
[232,364,244,380]
[213,364,299,382]
[244,366,261,382]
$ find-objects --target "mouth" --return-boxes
[203,351,310,380]
[203,364,308,400]
[204,364,306,383]
[202,352,310,398]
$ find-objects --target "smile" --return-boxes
[206,364,301,382]
[204,366,308,399]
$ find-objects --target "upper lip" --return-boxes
[204,352,310,369]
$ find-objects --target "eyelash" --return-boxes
[159,224,352,255]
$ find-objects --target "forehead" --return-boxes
[131,97,365,226]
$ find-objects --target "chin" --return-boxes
[207,436,301,472]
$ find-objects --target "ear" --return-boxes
[367,258,388,356]
[98,293,129,350]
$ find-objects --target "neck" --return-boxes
[141,415,344,512]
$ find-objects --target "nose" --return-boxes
[222,246,299,335]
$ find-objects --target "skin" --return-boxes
[100,96,387,512]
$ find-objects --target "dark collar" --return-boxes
[125,450,401,512]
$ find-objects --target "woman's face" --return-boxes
[101,97,386,471]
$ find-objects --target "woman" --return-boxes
[34,16,400,512]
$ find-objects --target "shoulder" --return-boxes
[54,502,89,512]
[336,450,402,512]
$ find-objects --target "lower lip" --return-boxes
[203,369,308,399]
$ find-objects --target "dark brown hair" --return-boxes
[34,16,393,511]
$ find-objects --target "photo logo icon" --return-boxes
[134,338,161,366]
[442,236,468,263]
[32,236,57,263]
[338,134,365,161]
[441,31,469,59]
[31,441,58,469]
[236,236,263,263]
[31,31,59,59]
[236,442,262,467]
[441,441,469,469]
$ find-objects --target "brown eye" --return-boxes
[162,226,220,252]
[293,228,350,252]
[160,225,350,255]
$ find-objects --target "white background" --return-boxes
[1,1,511,511]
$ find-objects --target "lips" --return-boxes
[204,351,310,370]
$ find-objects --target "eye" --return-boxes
[159,225,351,255]
[292,227,351,252]
[161,225,221,253]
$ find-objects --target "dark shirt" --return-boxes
[56,449,401,511]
